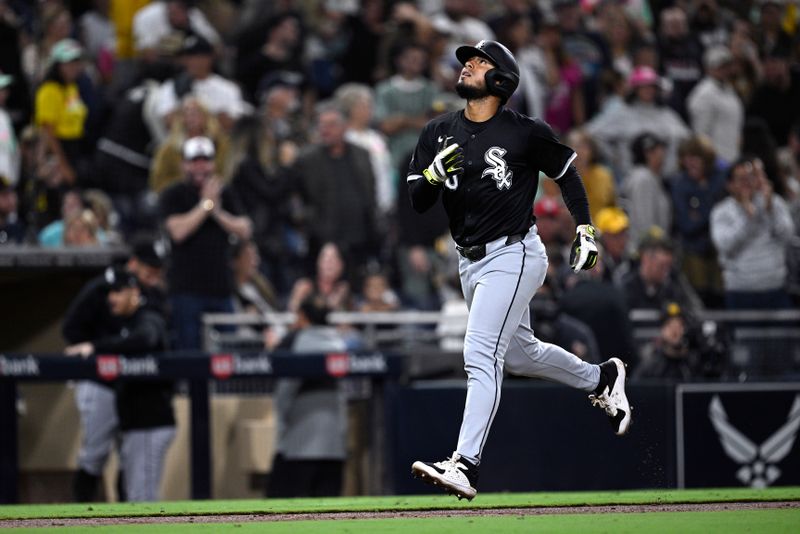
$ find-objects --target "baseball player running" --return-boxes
[407,40,632,500]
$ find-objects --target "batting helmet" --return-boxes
[455,40,520,103]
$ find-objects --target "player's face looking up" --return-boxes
[456,56,493,100]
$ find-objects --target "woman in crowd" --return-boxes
[149,96,230,193]
[34,39,88,187]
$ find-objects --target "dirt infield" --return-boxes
[2,500,798,528]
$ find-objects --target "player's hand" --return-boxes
[569,224,598,273]
[423,143,463,185]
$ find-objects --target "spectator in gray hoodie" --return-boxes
[710,157,795,309]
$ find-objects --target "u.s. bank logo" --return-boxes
[709,394,800,488]
[482,147,512,190]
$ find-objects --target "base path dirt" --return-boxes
[2,501,798,528]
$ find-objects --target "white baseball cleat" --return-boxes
[411,452,478,500]
[589,357,632,436]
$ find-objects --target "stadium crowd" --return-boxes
[1,0,799,382]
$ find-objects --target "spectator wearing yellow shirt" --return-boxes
[34,39,88,186]
[567,129,617,222]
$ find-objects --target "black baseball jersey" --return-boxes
[407,108,577,247]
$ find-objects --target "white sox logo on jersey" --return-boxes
[482,147,512,190]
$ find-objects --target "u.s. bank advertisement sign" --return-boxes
[677,384,800,488]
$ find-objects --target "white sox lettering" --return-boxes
[482,147,512,190]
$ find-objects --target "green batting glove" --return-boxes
[423,143,464,186]
[570,224,599,273]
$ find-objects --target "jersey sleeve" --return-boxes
[527,119,577,180]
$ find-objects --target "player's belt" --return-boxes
[456,232,526,262]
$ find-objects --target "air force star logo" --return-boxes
[709,394,800,488]
[482,146,512,190]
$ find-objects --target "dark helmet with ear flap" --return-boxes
[455,40,520,103]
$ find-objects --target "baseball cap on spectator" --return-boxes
[179,35,214,56]
[594,207,629,235]
[49,39,83,64]
[182,136,215,160]
[131,235,168,269]
[534,196,563,218]
[638,226,675,253]
[0,71,13,89]
[661,301,685,322]
[104,266,139,291]
[628,66,660,90]
[703,46,733,70]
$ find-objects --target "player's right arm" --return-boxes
[407,123,444,213]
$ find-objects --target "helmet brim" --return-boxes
[455,46,497,68]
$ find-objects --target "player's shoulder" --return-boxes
[499,108,554,134]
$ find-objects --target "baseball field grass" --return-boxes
[2,487,798,533]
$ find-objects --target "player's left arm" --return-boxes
[528,120,597,272]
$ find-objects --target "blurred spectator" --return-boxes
[64,267,174,502]
[335,83,395,217]
[0,70,18,186]
[235,12,304,104]
[687,46,743,164]
[540,16,584,134]
[620,132,671,251]
[288,242,353,314]
[83,188,122,246]
[748,45,800,146]
[93,79,162,235]
[496,11,548,118]
[231,238,280,315]
[293,103,380,275]
[258,72,308,144]
[39,188,85,246]
[633,301,699,381]
[671,136,726,307]
[154,35,247,133]
[560,253,636,365]
[374,43,439,173]
[358,271,400,313]
[303,2,351,98]
[228,116,297,297]
[594,206,632,286]
[150,96,230,193]
[657,6,703,121]
[596,0,642,80]
[431,0,495,51]
[0,174,22,244]
[340,0,385,85]
[753,0,793,58]
[689,0,731,50]
[133,0,220,62]
[710,157,796,309]
[159,136,252,350]
[729,18,762,106]
[64,208,101,247]
[0,2,31,131]
[79,0,116,84]
[586,66,689,180]
[621,229,699,313]
[21,4,72,85]
[566,129,615,221]
[741,117,788,198]
[267,294,348,498]
[34,39,89,187]
[552,0,610,118]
